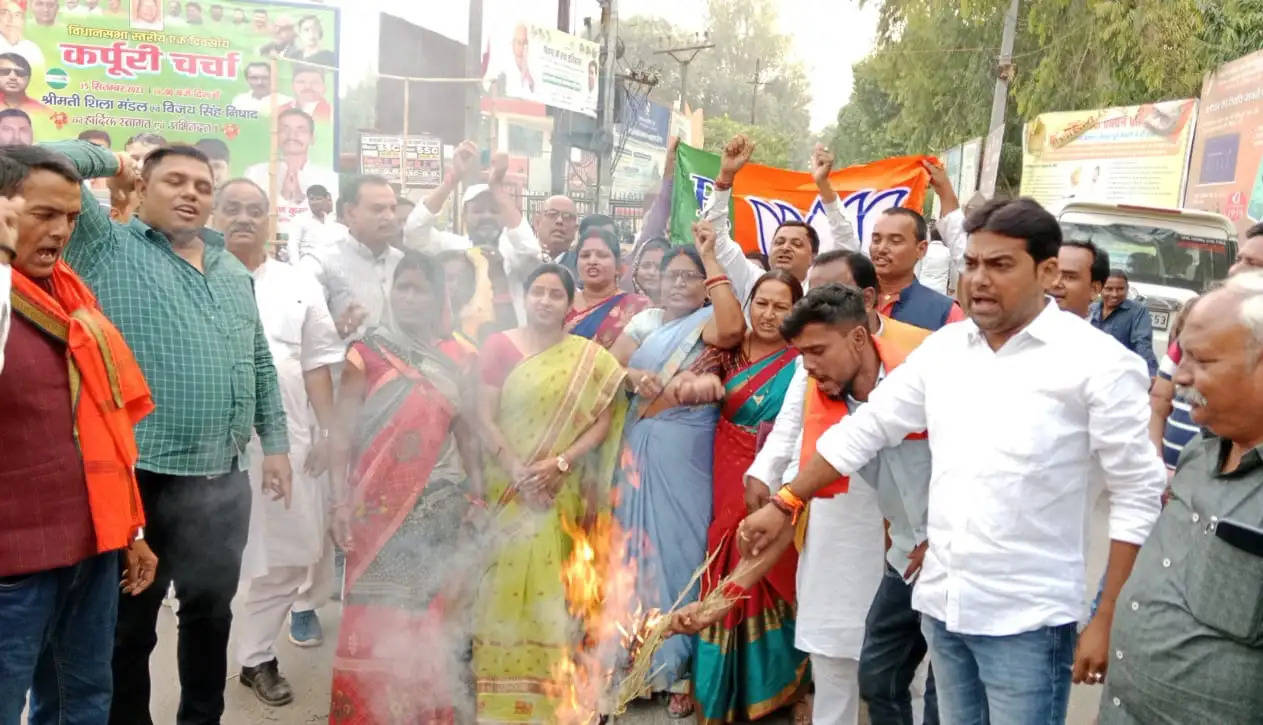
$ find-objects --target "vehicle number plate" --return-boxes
[1150,311,1169,330]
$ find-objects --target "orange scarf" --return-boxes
[10,260,153,553]
[798,336,925,499]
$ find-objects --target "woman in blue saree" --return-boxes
[565,228,650,349]
[609,221,745,718]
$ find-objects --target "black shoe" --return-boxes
[240,659,294,706]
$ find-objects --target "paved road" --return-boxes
[31,496,1109,724]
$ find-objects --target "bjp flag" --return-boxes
[670,143,934,255]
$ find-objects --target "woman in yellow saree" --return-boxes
[472,263,627,723]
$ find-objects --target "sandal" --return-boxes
[791,694,813,725]
[667,693,695,719]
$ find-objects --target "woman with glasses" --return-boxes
[609,221,745,718]
[472,263,627,723]
[692,270,809,725]
[565,227,650,348]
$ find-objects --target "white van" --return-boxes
[1057,202,1239,357]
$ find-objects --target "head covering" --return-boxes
[462,183,491,206]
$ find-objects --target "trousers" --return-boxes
[809,654,860,725]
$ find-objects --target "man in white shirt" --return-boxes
[703,135,858,301]
[214,180,343,706]
[740,198,1166,724]
[301,175,403,341]
[286,184,345,263]
[231,62,293,115]
[915,225,953,296]
[404,141,541,333]
[245,108,338,229]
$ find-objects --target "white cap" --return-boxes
[462,184,491,205]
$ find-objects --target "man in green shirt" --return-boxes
[50,139,291,725]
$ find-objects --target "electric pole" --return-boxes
[595,0,618,214]
[655,39,713,111]
[749,58,764,124]
[979,0,1019,198]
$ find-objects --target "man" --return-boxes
[280,67,332,122]
[48,140,292,725]
[745,252,933,725]
[287,183,345,262]
[32,0,58,25]
[1091,270,1157,376]
[123,133,166,167]
[1101,271,1263,724]
[251,7,268,31]
[740,198,1166,724]
[703,135,858,300]
[1230,221,1262,275]
[1050,239,1109,318]
[260,15,298,58]
[208,3,221,22]
[405,141,541,333]
[0,53,43,111]
[507,23,535,95]
[916,225,952,296]
[0,108,32,144]
[193,137,230,190]
[184,0,201,24]
[245,108,337,215]
[214,179,342,707]
[0,2,44,67]
[870,206,966,330]
[535,194,579,263]
[301,174,402,340]
[0,146,157,725]
[231,62,292,114]
[78,129,111,148]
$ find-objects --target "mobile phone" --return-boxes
[1214,518,1263,558]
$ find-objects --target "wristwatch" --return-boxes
[555,455,571,473]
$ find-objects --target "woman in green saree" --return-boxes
[472,263,627,723]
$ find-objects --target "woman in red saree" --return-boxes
[565,228,649,348]
[328,253,482,724]
[691,270,808,724]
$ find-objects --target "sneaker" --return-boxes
[288,609,323,647]
[240,659,294,706]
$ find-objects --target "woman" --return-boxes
[692,271,808,725]
[565,227,650,348]
[610,221,745,718]
[286,14,337,66]
[630,236,670,304]
[472,263,627,723]
[328,253,481,724]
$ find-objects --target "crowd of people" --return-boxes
[0,125,1260,725]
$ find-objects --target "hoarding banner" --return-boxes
[1020,100,1198,210]
[612,100,670,198]
[359,133,443,188]
[1183,49,1263,234]
[16,0,340,227]
[487,22,598,118]
[671,143,931,254]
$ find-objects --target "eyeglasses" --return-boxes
[542,209,576,223]
[664,270,705,285]
[0,68,28,78]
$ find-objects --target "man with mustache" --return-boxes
[404,140,541,337]
[215,179,342,707]
[869,204,966,331]
[46,139,291,725]
[300,174,402,341]
[741,252,935,725]
[1100,270,1263,724]
[245,108,338,225]
[286,183,344,263]
[740,198,1166,725]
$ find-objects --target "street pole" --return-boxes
[979,0,1019,198]
[595,0,618,214]
[749,57,763,124]
[655,41,713,112]
[461,0,484,228]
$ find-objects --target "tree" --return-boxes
[620,0,815,167]
[702,115,796,169]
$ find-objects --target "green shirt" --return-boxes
[51,140,288,476]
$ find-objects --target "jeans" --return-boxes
[0,551,121,725]
[110,469,251,725]
[859,565,939,725]
[920,616,1075,725]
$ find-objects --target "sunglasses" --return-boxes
[0,67,29,78]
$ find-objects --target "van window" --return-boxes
[1060,222,1235,293]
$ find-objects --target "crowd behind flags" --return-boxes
[0,126,1261,725]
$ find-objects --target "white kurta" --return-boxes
[240,259,346,579]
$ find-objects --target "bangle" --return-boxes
[721,581,748,600]
[774,486,806,525]
[704,274,730,287]
[715,179,732,191]
[769,494,795,520]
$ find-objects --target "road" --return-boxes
[28,496,1109,724]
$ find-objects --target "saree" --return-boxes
[694,346,808,723]
[614,306,719,693]
[564,291,650,349]
[330,329,473,725]
[472,335,626,723]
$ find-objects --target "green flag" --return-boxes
[669,143,729,246]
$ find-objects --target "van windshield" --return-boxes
[1060,222,1234,293]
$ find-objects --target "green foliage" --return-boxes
[701,115,798,169]
[833,0,1263,197]
[620,0,815,167]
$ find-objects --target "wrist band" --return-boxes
[774,486,806,524]
[715,179,732,191]
[769,493,795,520]
[704,274,730,287]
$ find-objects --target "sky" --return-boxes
[330,0,879,131]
